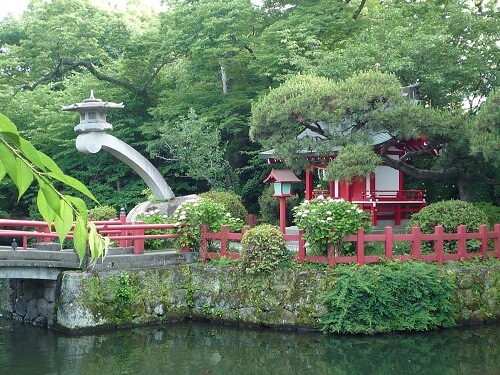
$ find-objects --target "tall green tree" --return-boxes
[159,109,229,189]
[1,0,498,216]
[250,70,499,202]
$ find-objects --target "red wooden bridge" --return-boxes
[0,215,196,279]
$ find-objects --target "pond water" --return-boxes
[0,319,498,375]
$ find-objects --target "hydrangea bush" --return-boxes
[293,196,371,255]
[168,198,244,250]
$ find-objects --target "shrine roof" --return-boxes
[263,169,301,183]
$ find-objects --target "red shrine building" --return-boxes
[260,84,430,226]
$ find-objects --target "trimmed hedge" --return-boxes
[240,224,290,274]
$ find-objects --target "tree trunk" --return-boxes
[220,65,228,94]
[457,179,472,202]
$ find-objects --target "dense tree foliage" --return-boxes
[250,70,499,201]
[0,0,498,217]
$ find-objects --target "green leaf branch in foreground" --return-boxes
[0,114,109,265]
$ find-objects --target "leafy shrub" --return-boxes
[239,224,290,274]
[474,202,500,229]
[141,188,156,202]
[324,143,381,183]
[319,261,456,334]
[90,205,117,221]
[293,197,371,255]
[408,200,489,252]
[258,184,300,226]
[200,191,249,222]
[409,200,488,232]
[168,198,244,250]
[136,210,169,250]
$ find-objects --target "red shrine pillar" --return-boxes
[305,169,314,200]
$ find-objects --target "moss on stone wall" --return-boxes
[2,260,496,333]
[443,261,500,324]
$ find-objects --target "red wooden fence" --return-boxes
[1,215,499,267]
[200,224,500,266]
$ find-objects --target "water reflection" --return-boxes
[0,319,498,375]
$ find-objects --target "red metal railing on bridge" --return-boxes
[0,214,185,254]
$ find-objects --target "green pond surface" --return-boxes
[0,319,498,375]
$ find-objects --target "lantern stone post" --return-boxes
[263,169,301,234]
[62,91,174,201]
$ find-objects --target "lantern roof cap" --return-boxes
[62,90,124,112]
[263,169,301,184]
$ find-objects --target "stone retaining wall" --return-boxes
[0,279,58,326]
[0,264,498,331]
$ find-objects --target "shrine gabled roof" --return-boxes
[260,127,393,160]
[296,122,393,144]
[263,169,301,183]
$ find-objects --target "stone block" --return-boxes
[22,281,37,300]
[44,283,57,303]
[26,299,39,321]
[14,296,28,317]
[32,242,61,251]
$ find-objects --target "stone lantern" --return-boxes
[62,90,123,133]
[62,91,174,201]
[263,169,301,233]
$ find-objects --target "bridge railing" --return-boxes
[3,216,498,266]
[0,211,261,253]
[0,217,185,254]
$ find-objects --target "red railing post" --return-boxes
[457,225,467,259]
[494,224,500,259]
[247,214,260,228]
[371,203,377,226]
[327,245,335,266]
[200,225,209,263]
[220,225,229,257]
[356,227,365,266]
[411,226,421,260]
[133,221,144,254]
[384,226,393,260]
[297,230,305,263]
[435,225,444,265]
[44,225,51,243]
[479,224,488,255]
[119,207,128,247]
